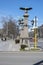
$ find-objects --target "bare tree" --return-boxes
[2,16,19,39]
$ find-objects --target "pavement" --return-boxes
[0,38,43,51]
[0,39,20,51]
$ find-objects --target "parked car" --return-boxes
[29,37,38,42]
[1,37,6,41]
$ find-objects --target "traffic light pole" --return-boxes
[34,28,37,49]
[34,16,37,49]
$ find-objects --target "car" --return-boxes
[1,37,6,41]
[29,38,38,42]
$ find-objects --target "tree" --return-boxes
[2,16,19,38]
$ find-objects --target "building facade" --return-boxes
[38,25,43,38]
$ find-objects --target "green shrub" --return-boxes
[21,45,27,50]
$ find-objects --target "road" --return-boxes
[0,52,43,65]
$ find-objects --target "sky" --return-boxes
[0,0,43,28]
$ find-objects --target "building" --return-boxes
[38,25,43,38]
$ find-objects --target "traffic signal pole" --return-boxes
[34,16,37,49]
[34,28,37,49]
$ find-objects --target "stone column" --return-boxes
[20,7,32,49]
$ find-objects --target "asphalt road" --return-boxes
[0,52,43,65]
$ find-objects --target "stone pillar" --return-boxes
[20,7,32,49]
[20,11,29,46]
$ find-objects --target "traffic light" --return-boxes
[31,20,34,26]
[18,19,24,25]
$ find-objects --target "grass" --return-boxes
[30,48,41,51]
